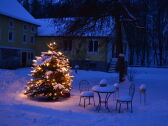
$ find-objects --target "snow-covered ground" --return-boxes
[0,67,168,126]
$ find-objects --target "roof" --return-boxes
[36,17,115,37]
[0,0,39,25]
[29,0,60,4]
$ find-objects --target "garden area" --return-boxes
[0,67,168,126]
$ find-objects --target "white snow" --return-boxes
[117,95,132,101]
[53,84,65,90]
[139,84,146,90]
[0,67,168,126]
[80,91,94,97]
[45,71,53,76]
[92,85,115,92]
[114,83,119,88]
[0,0,39,25]
[99,78,108,84]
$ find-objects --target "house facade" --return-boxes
[0,0,39,68]
[36,36,111,71]
[0,0,129,71]
[36,18,129,72]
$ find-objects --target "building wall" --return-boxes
[36,36,109,71]
[0,14,38,68]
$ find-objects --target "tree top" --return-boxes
[48,42,57,51]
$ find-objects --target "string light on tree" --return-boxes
[24,42,74,100]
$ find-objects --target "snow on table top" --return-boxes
[0,0,39,25]
[92,85,115,93]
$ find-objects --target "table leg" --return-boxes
[88,97,91,105]
[105,93,112,112]
[96,92,101,112]
[96,92,112,112]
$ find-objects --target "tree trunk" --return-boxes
[115,16,125,82]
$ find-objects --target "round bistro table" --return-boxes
[92,85,116,112]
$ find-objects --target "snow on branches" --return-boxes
[25,42,74,100]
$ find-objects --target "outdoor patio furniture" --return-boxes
[79,80,95,108]
[113,83,120,100]
[116,83,135,113]
[139,84,147,104]
[92,85,116,112]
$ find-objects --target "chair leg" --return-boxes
[93,97,95,106]
[119,103,121,113]
[140,93,141,104]
[113,93,116,101]
[144,92,146,104]
[115,101,118,110]
[127,102,129,110]
[88,97,91,105]
[131,102,133,113]
[79,97,81,105]
[84,98,86,108]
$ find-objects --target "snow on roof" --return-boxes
[29,0,60,4]
[0,0,39,25]
[36,17,115,37]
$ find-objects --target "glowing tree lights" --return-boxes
[24,42,73,100]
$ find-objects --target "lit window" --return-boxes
[63,40,72,51]
[8,30,14,42]
[88,40,98,53]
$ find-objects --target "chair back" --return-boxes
[79,80,90,92]
[129,83,135,100]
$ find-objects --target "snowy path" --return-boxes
[0,68,168,126]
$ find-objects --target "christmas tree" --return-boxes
[24,42,73,100]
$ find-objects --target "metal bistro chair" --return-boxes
[79,80,95,108]
[116,83,135,113]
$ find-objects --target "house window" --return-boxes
[30,36,35,44]
[31,26,35,32]
[0,28,1,41]
[8,20,14,28]
[23,34,27,43]
[28,52,34,60]
[23,24,28,31]
[63,40,72,51]
[8,30,14,42]
[88,40,98,53]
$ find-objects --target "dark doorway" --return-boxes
[112,45,117,58]
[22,52,27,67]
